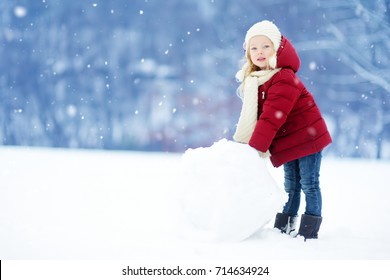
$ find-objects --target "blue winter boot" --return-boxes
[297,214,322,240]
[274,212,298,235]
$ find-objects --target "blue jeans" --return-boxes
[282,152,322,217]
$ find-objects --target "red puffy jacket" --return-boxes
[248,36,332,167]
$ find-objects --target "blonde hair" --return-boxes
[236,55,259,99]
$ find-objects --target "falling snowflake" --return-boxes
[309,61,317,70]
[14,6,27,18]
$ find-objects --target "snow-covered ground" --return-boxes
[1,141,390,260]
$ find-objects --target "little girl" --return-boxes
[233,20,332,240]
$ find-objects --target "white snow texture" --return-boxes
[178,139,285,242]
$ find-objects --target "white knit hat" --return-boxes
[244,20,281,68]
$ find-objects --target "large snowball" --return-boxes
[178,139,285,242]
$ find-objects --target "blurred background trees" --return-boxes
[1,0,389,159]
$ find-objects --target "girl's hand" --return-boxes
[258,150,271,158]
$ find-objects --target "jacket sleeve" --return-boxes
[249,71,301,152]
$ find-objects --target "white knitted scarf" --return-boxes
[233,67,281,143]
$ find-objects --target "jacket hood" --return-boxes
[276,36,300,72]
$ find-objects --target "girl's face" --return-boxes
[249,35,275,70]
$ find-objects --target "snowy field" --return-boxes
[1,141,390,261]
